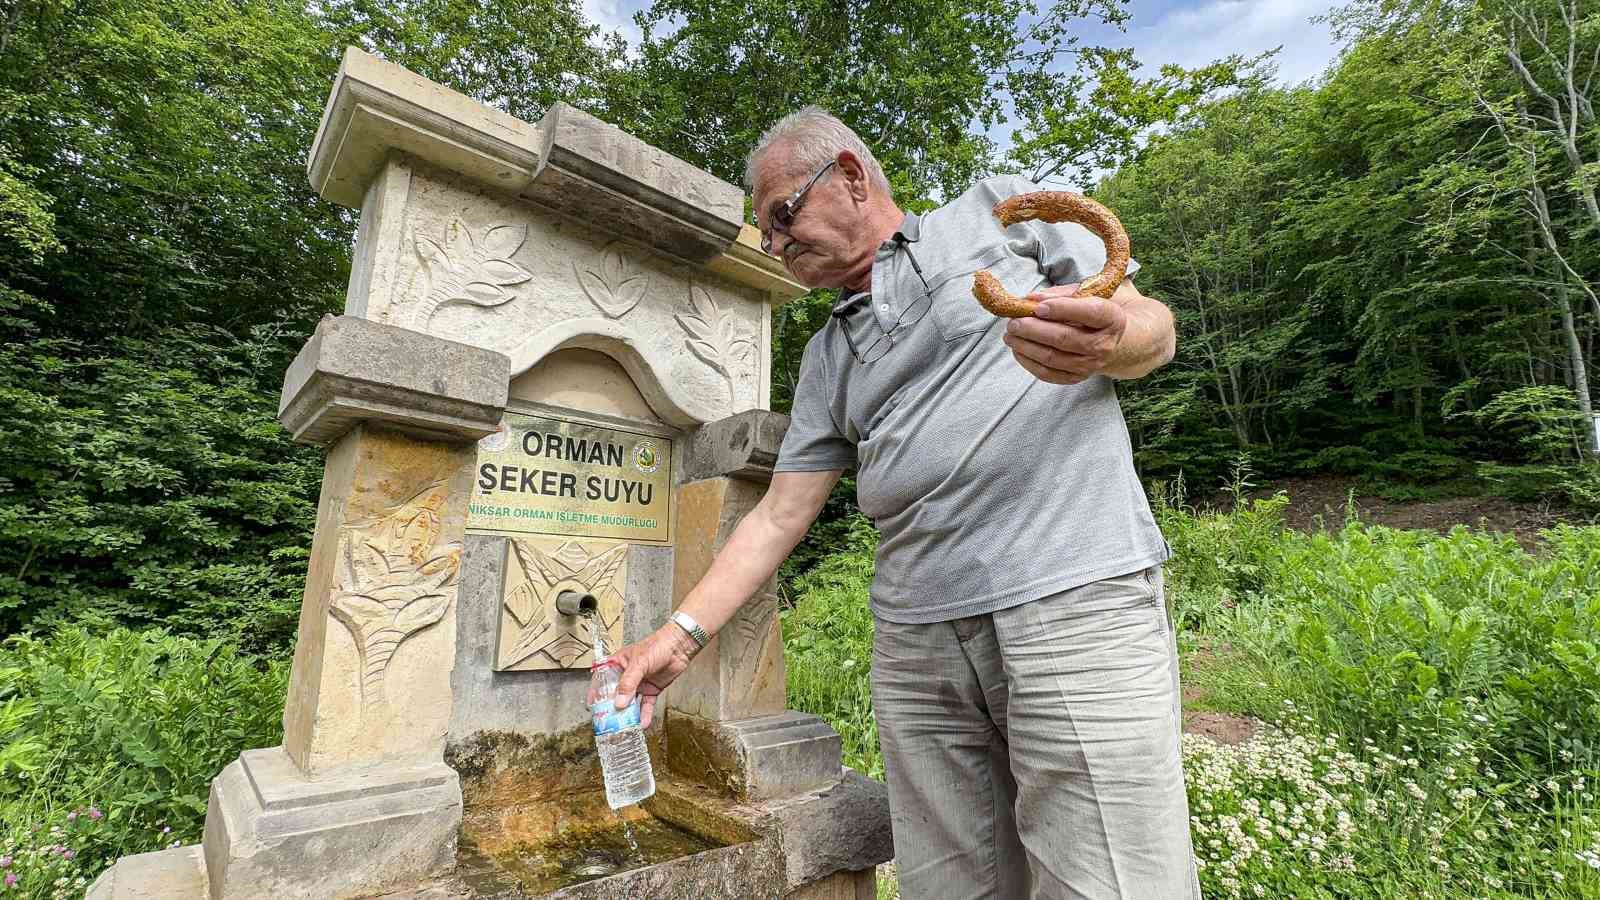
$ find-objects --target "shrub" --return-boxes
[1186,725,1600,898]
[0,317,320,652]
[782,514,881,779]
[1202,522,1600,786]
[1151,463,1291,633]
[0,627,287,895]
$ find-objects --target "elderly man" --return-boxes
[610,106,1198,898]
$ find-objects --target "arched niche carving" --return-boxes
[509,347,661,425]
[505,319,727,428]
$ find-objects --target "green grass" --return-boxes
[0,628,287,898]
[2,490,1595,898]
[783,495,1600,899]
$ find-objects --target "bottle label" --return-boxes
[592,697,641,736]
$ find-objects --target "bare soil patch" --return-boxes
[1183,710,1259,746]
[1180,642,1261,746]
[1200,475,1588,550]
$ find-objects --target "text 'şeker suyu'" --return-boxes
[476,430,655,506]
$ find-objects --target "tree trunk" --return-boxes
[1557,287,1598,457]
[1226,362,1251,447]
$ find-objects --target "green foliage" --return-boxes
[1197,522,1600,784]
[0,307,320,650]
[610,0,1208,200]
[790,500,1600,899]
[1457,386,1592,464]
[0,0,351,339]
[781,514,881,779]
[1152,474,1291,633]
[0,628,287,896]
[1105,0,1599,491]
[1184,724,1600,897]
[320,0,621,122]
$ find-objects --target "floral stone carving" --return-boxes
[329,481,462,712]
[677,284,756,404]
[575,242,650,319]
[406,218,533,329]
[731,592,779,683]
[497,538,627,671]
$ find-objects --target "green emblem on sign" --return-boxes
[633,440,659,474]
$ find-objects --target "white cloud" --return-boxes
[1127,0,1343,88]
[582,0,647,46]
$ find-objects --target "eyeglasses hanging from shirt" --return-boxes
[832,238,933,365]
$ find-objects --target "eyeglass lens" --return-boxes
[845,285,932,364]
[759,160,837,254]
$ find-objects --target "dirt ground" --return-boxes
[1199,474,1588,550]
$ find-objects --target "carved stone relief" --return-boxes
[328,481,462,712]
[730,591,779,685]
[496,537,627,671]
[402,218,533,330]
[384,166,767,423]
[677,283,757,405]
[575,242,650,319]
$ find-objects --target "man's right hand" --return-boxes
[608,623,702,728]
[601,468,842,729]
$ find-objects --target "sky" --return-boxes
[1071,0,1347,90]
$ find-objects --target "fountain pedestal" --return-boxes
[89,47,891,900]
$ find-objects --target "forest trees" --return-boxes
[0,0,1235,638]
[1106,0,1598,487]
[0,0,1595,641]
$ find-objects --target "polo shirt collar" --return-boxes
[894,210,922,243]
[831,211,921,314]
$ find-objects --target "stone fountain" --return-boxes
[87,48,891,900]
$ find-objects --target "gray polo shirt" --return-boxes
[773,173,1170,624]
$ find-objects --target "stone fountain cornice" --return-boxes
[308,47,806,303]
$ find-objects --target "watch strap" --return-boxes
[671,610,711,649]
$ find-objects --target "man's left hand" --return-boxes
[1001,284,1127,385]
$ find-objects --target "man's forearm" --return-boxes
[674,471,840,637]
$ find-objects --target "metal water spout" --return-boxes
[555,590,598,617]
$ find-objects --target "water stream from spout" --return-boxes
[586,609,646,868]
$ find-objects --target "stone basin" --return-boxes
[389,779,786,899]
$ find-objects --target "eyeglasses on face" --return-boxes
[758,159,838,256]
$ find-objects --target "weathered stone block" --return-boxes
[680,409,791,484]
[670,476,786,721]
[764,770,895,890]
[666,711,842,802]
[524,102,745,263]
[448,537,672,743]
[281,424,477,775]
[87,846,206,900]
[203,747,460,900]
[730,712,844,802]
[279,315,510,446]
[308,47,543,209]
[789,869,877,900]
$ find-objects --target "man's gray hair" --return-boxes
[744,106,892,195]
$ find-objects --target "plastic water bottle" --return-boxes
[590,656,656,809]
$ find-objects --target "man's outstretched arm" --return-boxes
[608,467,843,725]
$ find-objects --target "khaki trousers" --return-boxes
[871,566,1201,899]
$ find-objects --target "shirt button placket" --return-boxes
[872,248,896,334]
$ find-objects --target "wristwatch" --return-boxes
[671,611,711,650]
